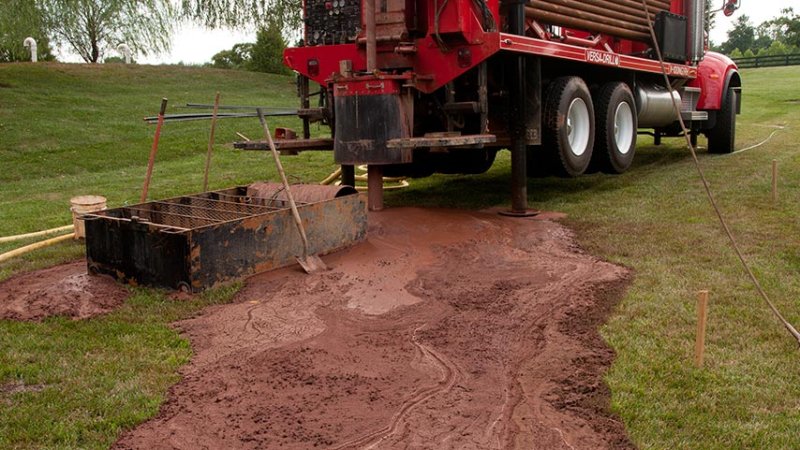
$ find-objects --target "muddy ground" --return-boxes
[107,207,634,449]
[0,207,633,448]
[0,261,128,321]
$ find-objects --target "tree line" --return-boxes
[3,1,797,67]
[0,0,300,66]
[713,8,800,58]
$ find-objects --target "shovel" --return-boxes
[256,108,328,273]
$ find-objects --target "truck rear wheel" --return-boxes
[543,77,595,177]
[591,82,637,174]
[707,87,737,154]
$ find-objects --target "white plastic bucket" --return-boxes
[70,195,107,239]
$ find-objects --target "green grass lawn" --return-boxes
[1,62,799,449]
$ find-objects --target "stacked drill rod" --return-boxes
[525,0,671,42]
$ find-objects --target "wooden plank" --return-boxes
[234,138,334,151]
[386,134,496,149]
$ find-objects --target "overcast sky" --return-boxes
[62,0,789,64]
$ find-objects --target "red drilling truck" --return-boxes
[275,0,742,210]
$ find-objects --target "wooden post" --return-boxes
[202,92,221,192]
[141,98,168,203]
[695,290,709,368]
[771,159,778,203]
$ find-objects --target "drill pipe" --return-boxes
[525,6,651,41]
[529,0,651,33]
[530,0,657,27]
[581,0,662,19]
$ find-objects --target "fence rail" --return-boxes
[732,53,800,68]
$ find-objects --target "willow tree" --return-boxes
[0,0,54,61]
[41,0,177,63]
[180,0,302,37]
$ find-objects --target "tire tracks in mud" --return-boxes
[114,208,634,450]
[333,324,461,450]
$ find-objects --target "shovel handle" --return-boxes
[256,108,311,258]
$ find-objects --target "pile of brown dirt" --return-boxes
[114,207,634,449]
[0,261,129,321]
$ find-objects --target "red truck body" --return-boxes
[274,0,742,207]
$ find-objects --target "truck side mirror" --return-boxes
[723,0,740,17]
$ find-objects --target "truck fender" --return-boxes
[689,51,741,112]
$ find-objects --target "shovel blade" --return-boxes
[296,254,328,273]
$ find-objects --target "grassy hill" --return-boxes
[1,62,800,449]
[0,63,337,279]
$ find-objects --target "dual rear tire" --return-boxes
[534,77,636,177]
[591,82,637,174]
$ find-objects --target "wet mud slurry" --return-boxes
[114,208,635,449]
[0,261,128,321]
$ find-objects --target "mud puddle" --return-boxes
[114,207,633,449]
[0,260,129,321]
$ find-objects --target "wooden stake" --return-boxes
[141,98,168,203]
[695,290,709,368]
[771,159,778,203]
[202,92,221,191]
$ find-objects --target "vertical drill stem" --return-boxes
[368,166,384,211]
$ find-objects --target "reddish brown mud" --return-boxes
[114,207,634,449]
[0,260,128,321]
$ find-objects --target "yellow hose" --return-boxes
[320,167,410,191]
[0,225,74,243]
[0,233,75,263]
[320,168,343,185]
[350,180,410,191]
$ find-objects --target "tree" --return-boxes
[179,0,302,38]
[208,23,289,75]
[704,0,716,35]
[752,22,773,50]
[720,15,755,54]
[41,0,177,63]
[762,8,800,48]
[765,40,788,56]
[0,1,56,62]
[247,24,290,74]
[211,43,253,70]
